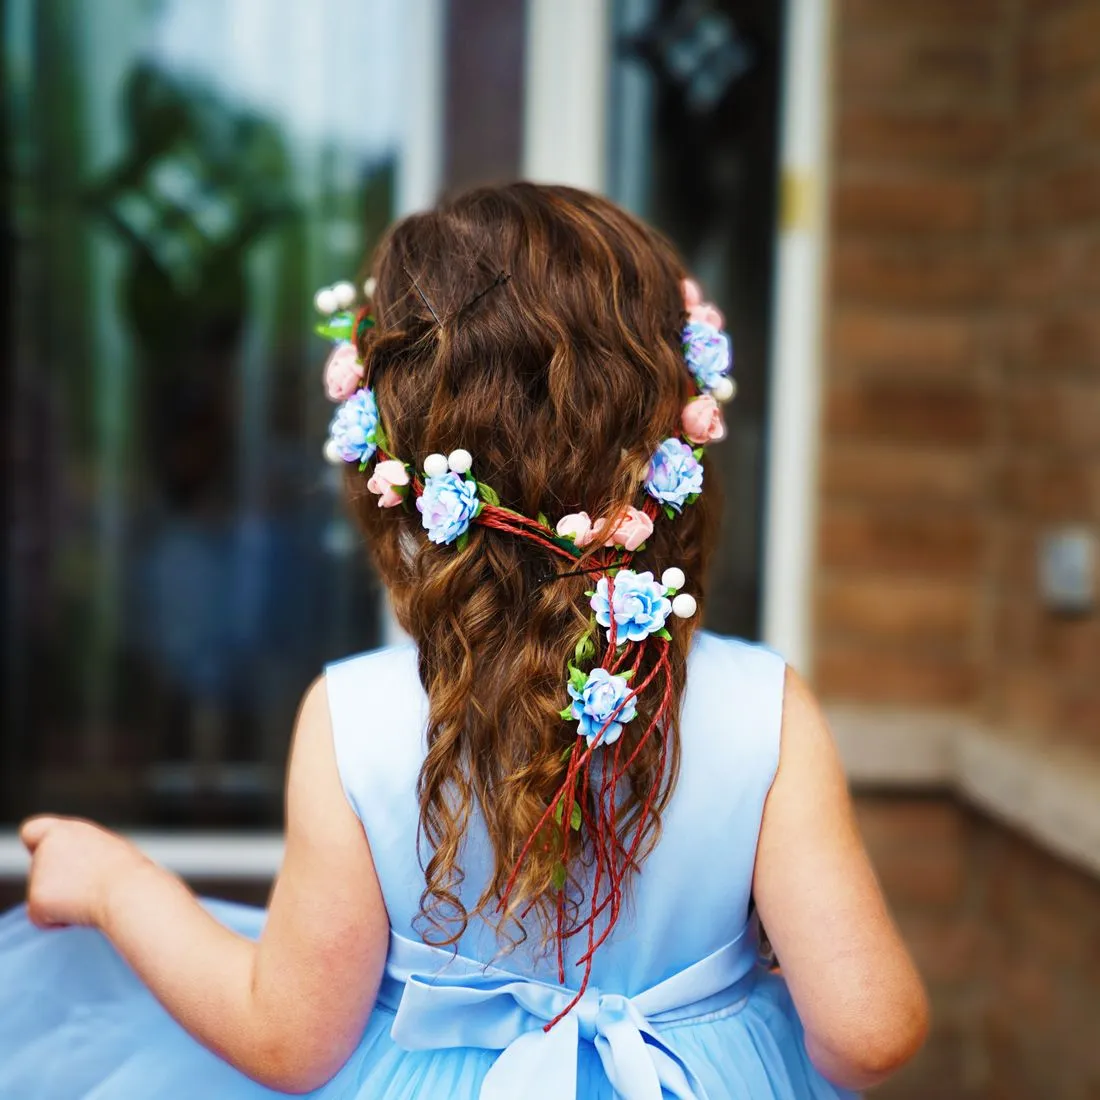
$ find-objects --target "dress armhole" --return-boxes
[324,656,369,824]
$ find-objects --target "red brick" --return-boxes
[820,507,986,576]
[815,642,981,706]
[836,111,1005,168]
[831,310,982,375]
[894,912,985,983]
[855,798,966,848]
[822,443,988,506]
[1021,3,1100,83]
[1002,237,1088,303]
[1004,308,1100,374]
[1011,159,1100,232]
[988,666,1060,734]
[995,455,1095,521]
[839,0,1007,31]
[1058,690,1100,748]
[1034,616,1100,677]
[833,176,988,236]
[1085,75,1100,140]
[871,836,968,906]
[832,241,993,308]
[990,596,1038,664]
[818,576,978,645]
[839,34,1003,112]
[827,379,991,446]
[1006,381,1100,453]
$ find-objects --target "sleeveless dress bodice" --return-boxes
[0,631,857,1099]
[326,631,782,996]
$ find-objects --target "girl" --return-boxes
[0,183,928,1099]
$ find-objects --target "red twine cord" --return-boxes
[396,470,676,1028]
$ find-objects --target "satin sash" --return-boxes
[377,924,761,1100]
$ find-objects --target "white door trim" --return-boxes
[523,0,610,189]
[0,833,284,881]
[760,0,834,674]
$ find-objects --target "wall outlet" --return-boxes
[1038,528,1097,615]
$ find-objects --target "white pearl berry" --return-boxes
[323,438,345,466]
[314,287,338,315]
[447,448,473,474]
[661,567,686,592]
[712,376,736,403]
[424,452,449,479]
[363,276,377,298]
[671,593,698,619]
[331,281,356,309]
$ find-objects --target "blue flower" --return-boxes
[568,667,637,747]
[644,438,704,511]
[328,388,379,464]
[417,472,481,545]
[683,321,732,393]
[590,569,672,644]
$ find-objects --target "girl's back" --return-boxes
[0,182,927,1099]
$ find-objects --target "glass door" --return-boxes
[3,0,432,829]
[607,0,784,639]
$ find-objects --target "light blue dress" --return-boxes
[0,632,855,1099]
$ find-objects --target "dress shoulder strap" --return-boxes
[324,643,424,824]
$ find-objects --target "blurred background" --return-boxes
[1,0,1098,1096]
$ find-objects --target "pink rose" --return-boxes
[367,459,409,508]
[324,343,364,402]
[682,277,725,329]
[556,512,595,546]
[682,395,726,445]
[687,302,725,329]
[603,506,654,552]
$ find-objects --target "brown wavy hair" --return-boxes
[345,182,720,952]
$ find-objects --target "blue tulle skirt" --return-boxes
[0,900,853,1099]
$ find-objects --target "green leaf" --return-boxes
[568,664,588,693]
[686,492,700,505]
[559,706,574,721]
[455,530,470,552]
[570,803,582,831]
[662,504,676,521]
[476,481,501,506]
[620,669,635,681]
[574,631,595,665]
[537,512,551,529]
[314,312,355,342]
[553,800,564,825]
[657,627,672,642]
[692,447,705,460]
[373,424,390,452]
[584,589,595,598]
[560,743,575,761]
[551,862,567,892]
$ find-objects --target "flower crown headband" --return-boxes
[316,273,735,1022]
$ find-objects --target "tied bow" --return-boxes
[382,928,760,1100]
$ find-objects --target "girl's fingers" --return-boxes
[19,816,58,852]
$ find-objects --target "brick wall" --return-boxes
[991,0,1100,749]
[858,795,1100,1100]
[819,0,1100,753]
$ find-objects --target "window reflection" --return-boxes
[4,0,402,827]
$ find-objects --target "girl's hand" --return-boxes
[21,815,149,930]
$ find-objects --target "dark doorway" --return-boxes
[608,0,784,640]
